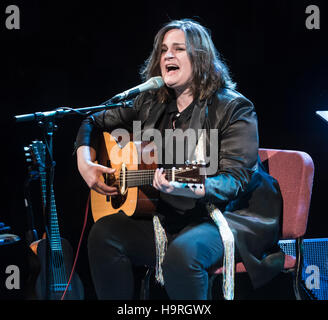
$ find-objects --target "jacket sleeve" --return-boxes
[203,97,259,205]
[74,102,139,152]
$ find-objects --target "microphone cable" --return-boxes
[61,193,90,300]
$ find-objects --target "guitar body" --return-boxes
[31,238,84,300]
[91,132,159,222]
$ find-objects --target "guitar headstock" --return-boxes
[24,140,46,174]
[172,161,206,184]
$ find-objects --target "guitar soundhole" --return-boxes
[111,192,127,209]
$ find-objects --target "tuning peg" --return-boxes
[24,146,30,152]
[185,160,190,165]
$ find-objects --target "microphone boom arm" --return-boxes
[14,100,133,123]
[14,76,163,123]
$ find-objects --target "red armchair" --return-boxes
[213,148,315,299]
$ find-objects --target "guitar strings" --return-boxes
[49,189,68,294]
[40,138,67,293]
[117,169,197,181]
[114,169,194,179]
[104,167,200,189]
[41,170,67,292]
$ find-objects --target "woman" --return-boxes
[75,19,284,300]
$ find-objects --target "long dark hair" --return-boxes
[139,19,236,103]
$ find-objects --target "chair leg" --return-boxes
[140,267,153,300]
[293,237,303,300]
[207,274,217,300]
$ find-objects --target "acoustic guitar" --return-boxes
[91,132,206,222]
[25,141,84,300]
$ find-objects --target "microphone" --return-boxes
[109,76,164,103]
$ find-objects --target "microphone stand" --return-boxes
[14,100,132,298]
[14,100,133,123]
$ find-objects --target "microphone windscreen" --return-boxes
[150,76,164,89]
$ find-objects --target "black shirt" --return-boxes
[155,99,208,233]
[157,98,196,132]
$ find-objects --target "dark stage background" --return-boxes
[1,0,328,299]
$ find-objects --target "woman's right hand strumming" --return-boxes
[77,145,118,196]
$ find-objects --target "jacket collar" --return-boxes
[143,99,207,132]
[142,101,166,131]
[188,99,207,132]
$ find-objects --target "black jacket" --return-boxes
[75,87,284,288]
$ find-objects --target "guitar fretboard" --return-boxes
[39,171,63,252]
[38,158,68,292]
[122,168,176,188]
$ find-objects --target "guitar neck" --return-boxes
[125,168,175,188]
[40,172,69,292]
[48,187,62,251]
[39,171,62,252]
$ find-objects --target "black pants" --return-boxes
[87,211,225,300]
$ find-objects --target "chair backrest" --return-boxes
[259,148,314,239]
